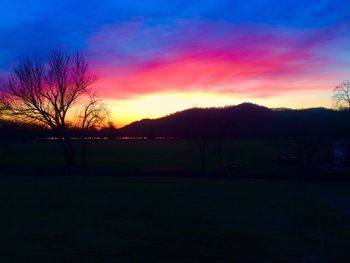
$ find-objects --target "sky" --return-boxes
[1,0,350,126]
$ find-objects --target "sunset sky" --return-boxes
[1,0,350,126]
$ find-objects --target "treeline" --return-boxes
[0,120,117,141]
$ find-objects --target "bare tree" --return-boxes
[333,80,350,108]
[0,93,5,142]
[0,98,5,120]
[0,85,7,119]
[196,135,208,172]
[76,93,108,167]
[1,49,98,169]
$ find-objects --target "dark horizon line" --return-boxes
[122,101,337,126]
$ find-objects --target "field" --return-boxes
[0,176,349,262]
[0,139,346,262]
[0,138,327,177]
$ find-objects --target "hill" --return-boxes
[118,103,350,138]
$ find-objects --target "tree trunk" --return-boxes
[81,137,87,168]
[58,135,76,173]
[197,138,207,173]
[216,138,224,167]
[65,137,76,168]
[58,138,71,167]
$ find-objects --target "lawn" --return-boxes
[0,176,349,262]
[0,139,307,177]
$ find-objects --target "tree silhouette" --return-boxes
[105,121,117,140]
[76,93,108,167]
[333,80,350,108]
[1,49,100,169]
[0,89,7,120]
[190,111,209,173]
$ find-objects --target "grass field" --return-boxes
[0,176,349,262]
[0,139,312,177]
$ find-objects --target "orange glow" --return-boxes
[105,90,332,127]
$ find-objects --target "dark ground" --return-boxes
[0,138,334,177]
[0,176,350,262]
[0,139,348,262]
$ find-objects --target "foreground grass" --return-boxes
[0,139,304,177]
[0,176,349,262]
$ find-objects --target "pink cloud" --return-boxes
[86,21,345,99]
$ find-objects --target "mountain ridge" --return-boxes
[118,103,347,138]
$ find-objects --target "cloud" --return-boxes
[87,20,345,99]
